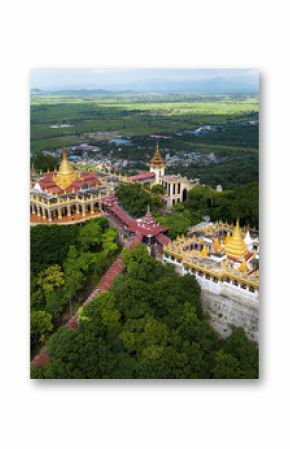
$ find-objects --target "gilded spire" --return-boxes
[200,244,208,257]
[224,232,231,244]
[150,141,165,168]
[224,219,249,260]
[55,148,76,190]
[213,238,222,251]
[239,258,249,273]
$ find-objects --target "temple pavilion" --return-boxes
[30,149,106,223]
[127,142,200,207]
[163,219,259,298]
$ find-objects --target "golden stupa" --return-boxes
[55,149,77,190]
[150,141,165,168]
[224,219,249,260]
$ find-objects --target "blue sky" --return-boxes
[30,68,258,91]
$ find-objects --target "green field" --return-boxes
[30,92,259,189]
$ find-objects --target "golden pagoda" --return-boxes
[55,149,77,190]
[224,219,249,260]
[150,141,165,168]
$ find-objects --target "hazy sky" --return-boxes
[30,68,258,90]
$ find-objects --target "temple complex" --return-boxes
[102,190,171,246]
[163,220,259,300]
[30,143,203,224]
[127,142,200,207]
[30,149,108,223]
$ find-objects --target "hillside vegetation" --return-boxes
[31,244,258,379]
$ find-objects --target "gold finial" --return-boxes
[150,141,165,169]
[213,238,221,251]
[239,258,249,273]
[224,232,231,244]
[200,244,208,257]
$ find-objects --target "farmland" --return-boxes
[30,92,259,189]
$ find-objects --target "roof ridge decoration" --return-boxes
[150,141,166,169]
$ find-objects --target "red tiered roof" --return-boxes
[37,171,101,194]
[127,208,168,237]
[102,190,119,208]
[156,233,172,246]
[108,200,169,239]
[111,205,136,227]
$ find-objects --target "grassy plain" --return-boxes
[30,92,259,188]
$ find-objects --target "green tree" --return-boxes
[32,151,57,172]
[77,221,103,250]
[213,350,241,379]
[151,184,166,194]
[115,183,162,217]
[31,310,53,348]
[31,224,79,274]
[35,264,65,300]
[102,228,118,255]
[63,246,94,297]
[32,244,259,380]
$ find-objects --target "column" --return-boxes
[58,208,62,220]
[67,205,71,217]
[48,209,52,222]
[82,204,86,217]
[90,202,94,214]
[36,206,41,217]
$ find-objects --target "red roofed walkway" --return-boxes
[32,190,171,369]
[66,233,143,329]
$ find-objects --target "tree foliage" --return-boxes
[184,183,259,228]
[32,151,57,172]
[30,217,119,354]
[31,310,53,349]
[33,244,258,379]
[115,183,162,217]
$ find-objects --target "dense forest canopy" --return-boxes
[115,183,162,217]
[114,182,259,234]
[30,218,119,354]
[31,244,258,379]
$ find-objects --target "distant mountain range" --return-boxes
[31,76,259,95]
[31,88,135,95]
